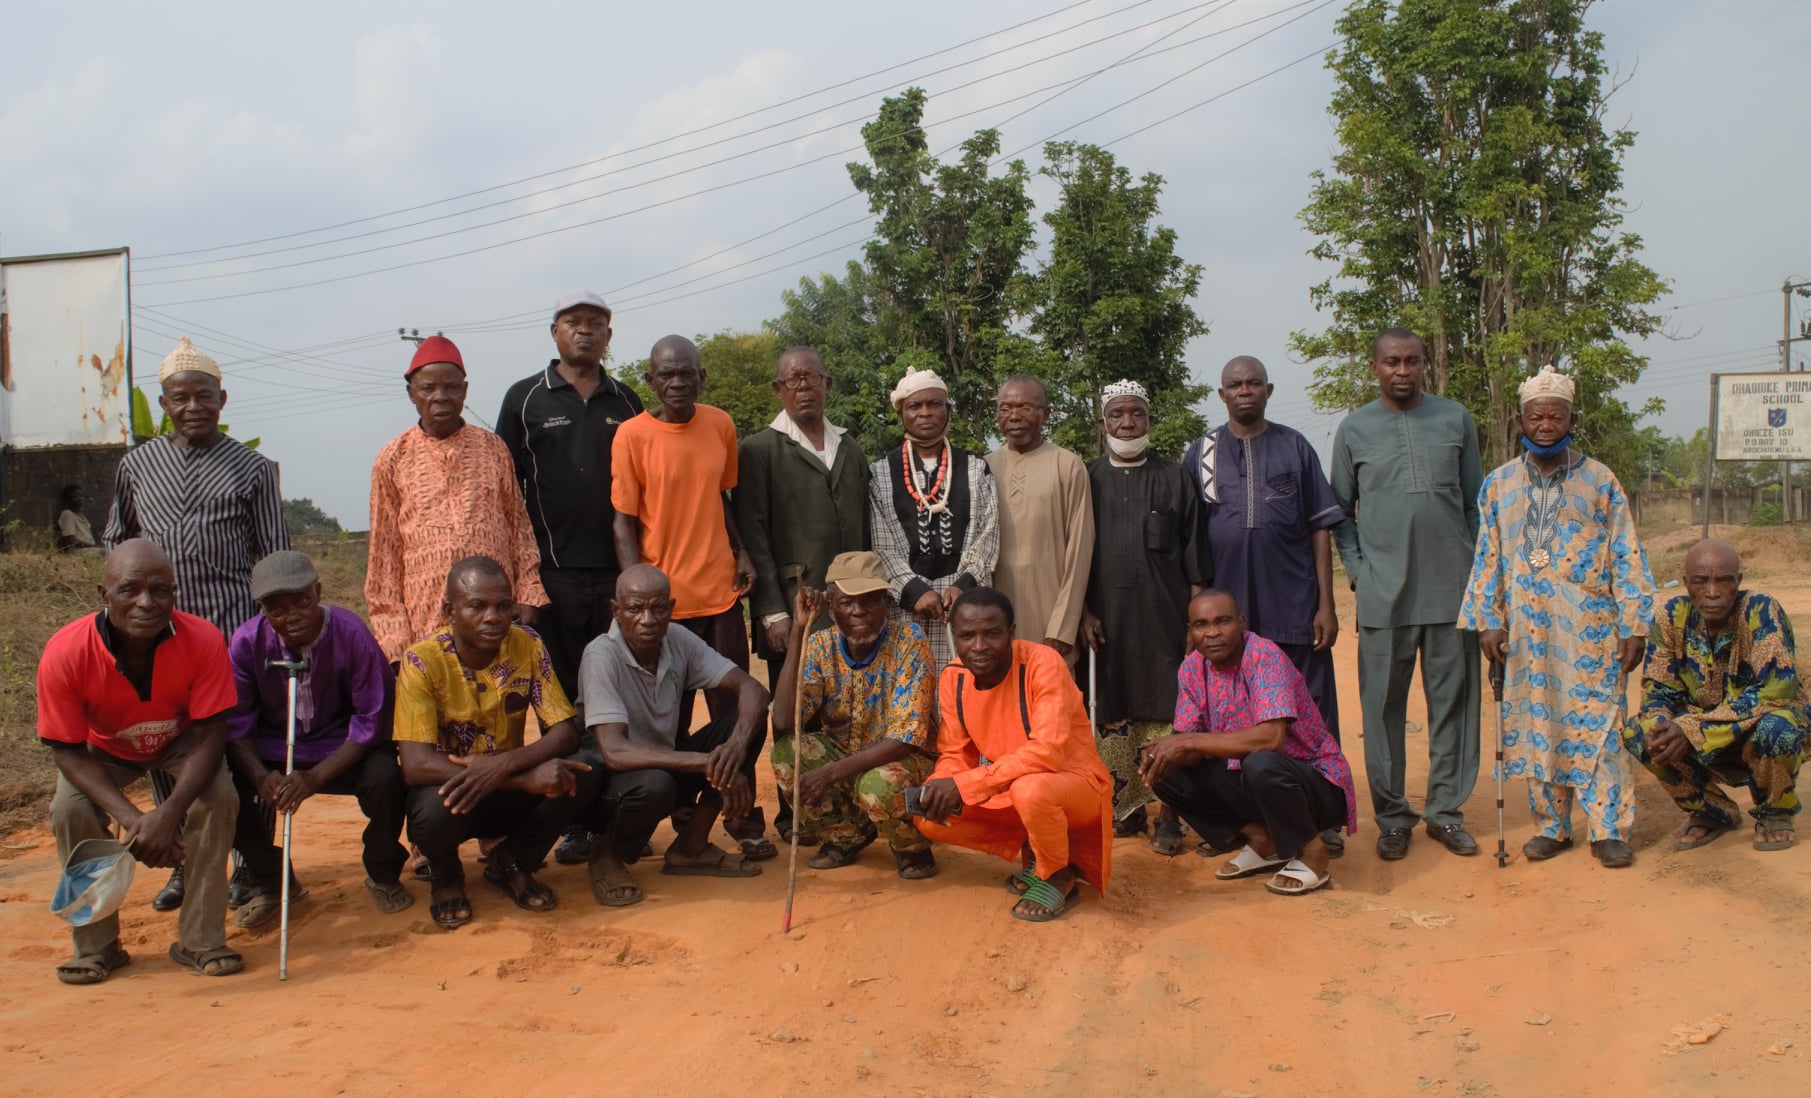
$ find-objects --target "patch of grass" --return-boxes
[0,551,108,835]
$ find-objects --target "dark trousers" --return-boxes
[231,748,408,886]
[677,607,766,838]
[581,709,741,861]
[1154,751,1346,861]
[1276,641,1340,743]
[405,779,579,885]
[539,565,620,702]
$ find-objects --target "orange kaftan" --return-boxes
[366,423,548,661]
[920,640,1114,893]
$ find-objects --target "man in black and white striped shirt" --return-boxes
[104,337,289,910]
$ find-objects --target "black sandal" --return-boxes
[808,837,874,870]
[429,895,473,929]
[894,850,939,879]
[482,860,559,913]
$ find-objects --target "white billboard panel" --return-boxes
[0,249,132,447]
[1714,371,1811,462]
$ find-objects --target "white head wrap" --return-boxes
[890,367,949,409]
[158,338,222,384]
[1518,364,1575,406]
[1101,378,1149,407]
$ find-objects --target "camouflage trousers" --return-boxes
[770,733,934,854]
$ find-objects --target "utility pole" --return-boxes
[1781,281,1811,521]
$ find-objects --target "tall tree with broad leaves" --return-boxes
[1026,141,1209,459]
[1290,0,1668,481]
[846,87,1037,448]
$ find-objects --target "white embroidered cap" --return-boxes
[1102,378,1149,407]
[890,367,948,408]
[158,337,222,384]
[1518,364,1575,405]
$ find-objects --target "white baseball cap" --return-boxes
[552,290,612,323]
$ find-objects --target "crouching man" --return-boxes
[40,540,242,981]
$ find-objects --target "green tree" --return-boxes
[847,87,1037,447]
[1026,141,1209,458]
[282,497,342,536]
[765,262,905,459]
[613,330,781,439]
[1290,0,1668,482]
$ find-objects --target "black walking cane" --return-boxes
[265,656,311,978]
[1490,658,1508,869]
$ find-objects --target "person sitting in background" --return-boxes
[770,551,939,879]
[394,556,590,930]
[226,550,409,928]
[54,484,102,556]
[1624,539,1805,852]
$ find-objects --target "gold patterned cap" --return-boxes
[1518,364,1574,406]
[157,337,222,384]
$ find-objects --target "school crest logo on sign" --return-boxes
[1770,409,1788,428]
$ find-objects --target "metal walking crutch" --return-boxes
[1087,646,1099,739]
[266,656,311,979]
[780,566,810,934]
[1490,657,1508,869]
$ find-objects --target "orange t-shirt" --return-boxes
[610,405,739,619]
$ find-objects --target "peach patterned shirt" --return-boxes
[365,423,547,661]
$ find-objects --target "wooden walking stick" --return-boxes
[780,565,811,934]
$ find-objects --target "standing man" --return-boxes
[368,335,548,665]
[1461,366,1653,868]
[1183,356,1347,854]
[1331,328,1484,861]
[986,376,1093,667]
[40,540,242,982]
[1079,380,1210,851]
[104,337,288,912]
[735,345,870,842]
[612,335,771,859]
[869,368,998,669]
[1625,539,1804,854]
[497,291,643,865]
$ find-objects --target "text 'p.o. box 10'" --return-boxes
[1716,372,1811,461]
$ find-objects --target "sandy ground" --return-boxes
[4,528,1810,1096]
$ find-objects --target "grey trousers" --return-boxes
[50,735,237,958]
[1358,622,1481,830]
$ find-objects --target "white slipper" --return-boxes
[1215,844,1289,880]
[1264,858,1332,896]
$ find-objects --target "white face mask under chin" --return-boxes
[1105,433,1150,460]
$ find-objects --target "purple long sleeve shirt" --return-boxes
[228,605,395,764]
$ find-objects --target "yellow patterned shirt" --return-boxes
[394,625,574,756]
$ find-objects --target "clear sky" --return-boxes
[4,0,1806,525]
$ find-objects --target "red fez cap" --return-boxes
[406,335,465,377]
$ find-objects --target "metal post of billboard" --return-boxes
[1703,374,1719,539]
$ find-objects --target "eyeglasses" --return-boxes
[774,373,826,391]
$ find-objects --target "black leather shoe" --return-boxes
[227,864,252,910]
[151,865,185,911]
[1425,822,1479,855]
[1320,828,1346,859]
[1522,835,1575,861]
[1591,839,1634,868]
[554,827,593,865]
[1376,827,1412,860]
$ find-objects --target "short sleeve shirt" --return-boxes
[578,624,735,747]
[799,622,935,754]
[609,406,741,619]
[393,625,575,756]
[37,610,237,764]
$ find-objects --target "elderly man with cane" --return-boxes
[226,551,408,934]
[1459,365,1653,868]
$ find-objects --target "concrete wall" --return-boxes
[0,444,124,551]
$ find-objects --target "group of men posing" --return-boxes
[37,297,1805,984]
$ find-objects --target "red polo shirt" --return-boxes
[38,610,236,764]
